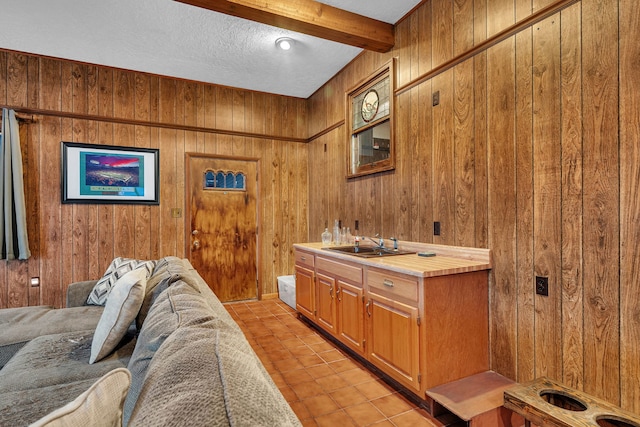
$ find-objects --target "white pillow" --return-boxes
[87,257,155,306]
[90,268,148,364]
[29,368,131,427]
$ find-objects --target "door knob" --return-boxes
[192,229,200,236]
[193,240,201,250]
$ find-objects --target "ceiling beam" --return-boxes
[174,0,395,53]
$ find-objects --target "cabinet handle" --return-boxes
[300,256,306,261]
[329,286,334,299]
[383,279,394,287]
[336,288,341,302]
[365,300,371,317]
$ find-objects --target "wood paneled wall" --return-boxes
[307,0,640,413]
[0,50,309,308]
[0,0,638,415]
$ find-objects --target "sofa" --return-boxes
[0,256,301,426]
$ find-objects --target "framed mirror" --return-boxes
[346,59,395,178]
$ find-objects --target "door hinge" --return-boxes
[418,373,422,384]
[417,316,421,326]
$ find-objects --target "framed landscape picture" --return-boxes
[61,142,159,204]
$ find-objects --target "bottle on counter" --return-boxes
[321,228,332,246]
[333,219,341,245]
[353,220,360,248]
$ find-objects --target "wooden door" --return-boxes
[337,280,365,356]
[367,293,421,393]
[186,155,258,302]
[295,264,315,319]
[316,272,337,334]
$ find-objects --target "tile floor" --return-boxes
[225,298,439,427]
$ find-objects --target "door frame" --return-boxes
[184,152,262,299]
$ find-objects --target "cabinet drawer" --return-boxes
[367,268,418,302]
[295,250,315,268]
[316,256,362,285]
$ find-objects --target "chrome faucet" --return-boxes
[389,237,398,250]
[364,234,385,249]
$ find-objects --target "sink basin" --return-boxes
[322,246,415,258]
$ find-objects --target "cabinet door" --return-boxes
[316,272,337,334]
[337,280,364,356]
[295,265,315,319]
[367,293,421,392]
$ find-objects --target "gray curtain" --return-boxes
[0,108,31,260]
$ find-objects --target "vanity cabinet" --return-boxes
[293,242,491,401]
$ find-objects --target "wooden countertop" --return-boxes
[293,242,492,278]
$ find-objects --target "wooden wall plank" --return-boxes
[581,0,620,404]
[134,73,153,261]
[39,58,63,307]
[71,63,89,284]
[24,109,41,306]
[395,8,411,89]
[559,2,584,391]
[452,0,475,248]
[7,53,27,107]
[60,62,74,296]
[416,82,433,244]
[486,37,517,380]
[408,86,421,242]
[39,115,63,307]
[514,24,535,383]
[97,68,115,273]
[453,59,475,248]
[532,14,562,380]
[158,78,177,257]
[619,0,640,413]
[395,88,411,240]
[432,0,454,245]
[0,52,6,104]
[3,53,30,307]
[432,68,454,245]
[473,0,488,249]
[113,70,136,259]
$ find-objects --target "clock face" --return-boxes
[361,89,379,122]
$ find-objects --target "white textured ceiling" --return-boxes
[0,0,420,98]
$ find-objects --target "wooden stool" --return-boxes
[503,377,640,427]
[425,371,524,426]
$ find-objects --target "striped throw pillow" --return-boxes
[86,257,155,306]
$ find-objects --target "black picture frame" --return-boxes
[61,142,160,205]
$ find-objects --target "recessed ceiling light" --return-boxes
[276,37,294,51]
